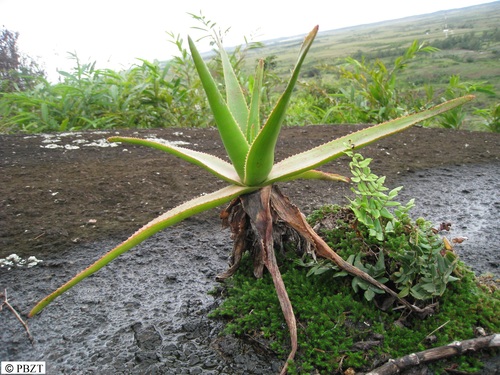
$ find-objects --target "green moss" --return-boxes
[210,233,499,374]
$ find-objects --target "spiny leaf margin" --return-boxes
[29,184,256,317]
[108,136,242,185]
[266,95,475,184]
[188,36,249,179]
[243,25,319,186]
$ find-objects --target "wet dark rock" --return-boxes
[1,126,499,373]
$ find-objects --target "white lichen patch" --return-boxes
[83,139,119,148]
[32,131,190,150]
[35,131,119,149]
[41,137,61,144]
[144,136,190,147]
[64,144,81,150]
[0,254,43,270]
[41,143,64,149]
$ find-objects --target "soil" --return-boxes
[1,125,499,374]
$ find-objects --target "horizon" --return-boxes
[1,0,498,81]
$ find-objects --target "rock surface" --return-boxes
[1,125,499,373]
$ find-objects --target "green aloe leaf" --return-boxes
[266,95,474,184]
[244,26,319,186]
[247,59,264,143]
[28,184,256,317]
[281,170,350,183]
[218,40,249,134]
[108,136,242,185]
[188,36,249,178]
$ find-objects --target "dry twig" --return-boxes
[367,334,500,375]
[1,289,34,343]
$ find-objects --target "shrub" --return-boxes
[304,151,459,302]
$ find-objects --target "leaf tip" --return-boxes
[306,25,319,41]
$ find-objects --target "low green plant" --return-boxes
[438,75,496,130]
[210,251,499,374]
[303,151,459,302]
[28,25,472,374]
[345,149,414,242]
[474,103,500,132]
[338,40,439,123]
[393,217,459,300]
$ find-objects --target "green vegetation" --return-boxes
[26,23,472,375]
[1,4,498,133]
[0,14,265,133]
[278,39,496,130]
[210,252,499,374]
[210,150,499,374]
[303,151,459,302]
[248,2,500,87]
[474,102,500,132]
[0,40,213,133]
[247,2,500,130]
[344,150,415,242]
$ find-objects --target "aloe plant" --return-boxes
[29,26,473,374]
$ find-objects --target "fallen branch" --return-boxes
[0,289,34,343]
[366,334,500,375]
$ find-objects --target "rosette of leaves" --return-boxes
[29,26,473,374]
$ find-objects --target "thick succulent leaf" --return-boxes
[244,26,319,186]
[218,40,249,134]
[108,136,242,185]
[266,95,474,184]
[188,36,249,178]
[247,59,264,143]
[283,170,350,183]
[29,184,256,317]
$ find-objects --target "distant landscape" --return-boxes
[245,1,499,107]
[1,2,498,133]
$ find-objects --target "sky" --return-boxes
[1,0,497,81]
